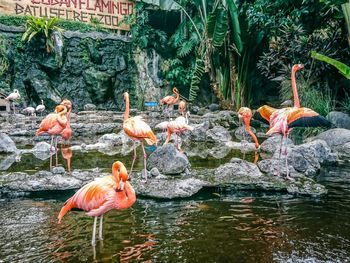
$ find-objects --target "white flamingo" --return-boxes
[36,100,45,116]
[22,106,35,116]
[5,89,20,114]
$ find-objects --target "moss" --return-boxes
[0,15,28,26]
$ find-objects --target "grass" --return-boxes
[340,92,350,114]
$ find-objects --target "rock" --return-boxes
[327,111,350,129]
[98,131,134,146]
[191,106,200,114]
[0,133,17,153]
[315,128,350,152]
[32,141,55,152]
[197,107,206,116]
[0,154,17,170]
[150,167,160,177]
[259,134,294,154]
[183,121,210,142]
[132,176,205,199]
[234,126,257,141]
[209,103,220,112]
[147,144,190,175]
[343,142,350,156]
[257,158,298,178]
[84,103,97,111]
[225,141,257,152]
[206,126,232,143]
[213,158,262,180]
[52,166,65,174]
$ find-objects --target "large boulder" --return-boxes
[234,126,257,141]
[30,142,56,160]
[315,128,350,152]
[259,134,294,154]
[98,131,134,146]
[147,144,190,175]
[0,154,18,170]
[0,133,18,154]
[183,121,210,142]
[206,125,232,143]
[327,111,350,129]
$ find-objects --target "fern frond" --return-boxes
[189,58,205,101]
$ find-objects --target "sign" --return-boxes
[144,101,159,107]
[0,0,135,30]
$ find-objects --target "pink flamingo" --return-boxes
[5,89,20,114]
[238,107,259,149]
[123,92,157,181]
[163,116,193,151]
[178,100,186,116]
[58,161,136,246]
[35,105,68,170]
[60,99,73,142]
[160,87,180,117]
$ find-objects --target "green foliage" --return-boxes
[0,15,27,26]
[189,58,205,101]
[311,51,350,79]
[341,92,350,114]
[206,7,228,47]
[0,34,9,77]
[22,16,63,53]
[161,58,192,87]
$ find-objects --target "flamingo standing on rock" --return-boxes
[238,107,259,149]
[160,87,180,117]
[178,100,186,116]
[123,92,157,181]
[58,161,136,246]
[255,64,332,179]
[36,100,45,116]
[5,89,20,114]
[35,105,68,170]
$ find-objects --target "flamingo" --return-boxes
[35,105,68,170]
[5,89,20,114]
[237,107,259,149]
[163,116,194,151]
[59,99,73,141]
[160,87,180,117]
[36,100,45,116]
[22,106,35,116]
[178,100,186,116]
[256,64,332,179]
[123,92,157,181]
[61,145,72,175]
[58,161,136,246]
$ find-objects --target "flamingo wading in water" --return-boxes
[123,92,157,181]
[35,105,68,170]
[58,161,136,246]
[256,64,332,179]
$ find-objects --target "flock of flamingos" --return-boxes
[3,63,332,246]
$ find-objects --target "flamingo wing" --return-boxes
[124,116,157,145]
[288,108,332,128]
[255,105,277,124]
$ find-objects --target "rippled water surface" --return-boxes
[1,161,350,262]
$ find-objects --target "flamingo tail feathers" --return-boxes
[144,131,157,145]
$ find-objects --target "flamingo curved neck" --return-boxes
[291,68,301,108]
[245,119,260,149]
[112,163,121,183]
[124,183,136,204]
[124,96,130,121]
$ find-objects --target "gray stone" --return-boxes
[32,141,55,152]
[98,131,134,146]
[84,103,97,111]
[209,103,220,112]
[206,126,232,143]
[234,126,258,142]
[132,176,205,199]
[191,106,200,114]
[260,134,294,154]
[0,133,17,154]
[213,158,262,180]
[183,121,209,142]
[147,144,190,175]
[315,128,350,152]
[52,166,65,174]
[150,167,160,177]
[343,142,350,156]
[0,154,17,170]
[327,111,350,129]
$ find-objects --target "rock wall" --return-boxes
[0,24,140,110]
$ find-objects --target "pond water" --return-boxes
[0,145,349,262]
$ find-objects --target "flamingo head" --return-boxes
[173,87,179,94]
[54,105,67,114]
[113,161,128,191]
[13,89,19,94]
[123,92,129,101]
[292,64,304,71]
[60,99,72,110]
[238,107,252,121]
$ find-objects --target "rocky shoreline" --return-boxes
[1,110,350,199]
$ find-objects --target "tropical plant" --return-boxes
[0,34,9,77]
[21,16,63,53]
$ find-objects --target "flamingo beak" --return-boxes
[119,180,125,191]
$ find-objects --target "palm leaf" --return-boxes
[311,51,350,80]
[226,0,243,53]
[189,58,205,101]
[206,7,228,47]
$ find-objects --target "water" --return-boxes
[1,161,350,262]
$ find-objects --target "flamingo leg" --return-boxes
[129,141,137,177]
[277,134,285,177]
[49,135,54,171]
[141,141,147,182]
[285,132,293,181]
[13,102,16,115]
[98,214,103,240]
[55,137,58,167]
[92,216,97,246]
